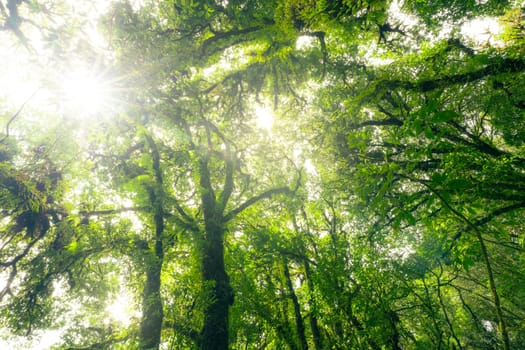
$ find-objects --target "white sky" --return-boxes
[461,17,502,46]
[254,104,273,132]
[0,330,62,350]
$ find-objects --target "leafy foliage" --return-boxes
[0,1,524,349]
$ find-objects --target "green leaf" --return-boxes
[432,110,459,123]
[447,179,470,190]
[462,256,475,271]
[66,240,78,253]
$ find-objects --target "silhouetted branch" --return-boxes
[0,88,39,144]
[224,173,301,222]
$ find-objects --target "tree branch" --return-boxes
[200,25,264,54]
[300,31,328,78]
[164,319,200,344]
[78,207,143,217]
[374,57,525,95]
[451,201,525,241]
[403,174,511,350]
[0,88,39,144]
[223,186,295,222]
[0,235,42,268]
[199,119,235,213]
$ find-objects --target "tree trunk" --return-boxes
[199,156,233,350]
[385,309,402,350]
[139,135,165,349]
[199,213,233,350]
[304,260,322,350]
[283,260,308,350]
[140,253,164,349]
[475,230,510,350]
[195,136,294,349]
[139,197,164,349]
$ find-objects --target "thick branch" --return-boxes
[451,201,525,241]
[375,57,525,94]
[223,186,293,222]
[0,235,41,268]
[201,25,264,54]
[200,120,235,213]
[283,260,308,350]
[445,120,507,158]
[219,156,234,213]
[355,117,403,128]
[0,264,16,300]
[78,207,143,217]
[300,31,328,78]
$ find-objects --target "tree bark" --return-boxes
[199,214,233,350]
[283,260,308,350]
[140,252,163,350]
[140,135,165,349]
[139,198,164,349]
[385,309,402,350]
[199,157,233,350]
[304,261,322,350]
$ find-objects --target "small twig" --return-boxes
[0,87,40,144]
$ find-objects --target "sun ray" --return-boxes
[61,68,110,116]
[254,104,273,132]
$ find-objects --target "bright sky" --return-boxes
[0,330,62,350]
[62,69,108,114]
[461,17,502,46]
[254,104,273,132]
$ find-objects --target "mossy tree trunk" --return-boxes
[198,154,233,350]
[140,135,166,349]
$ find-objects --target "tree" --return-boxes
[1,1,525,349]
[311,6,525,348]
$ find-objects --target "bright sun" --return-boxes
[255,104,273,132]
[61,69,108,115]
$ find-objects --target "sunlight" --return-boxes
[461,17,502,46]
[254,105,273,131]
[106,292,134,326]
[61,69,109,116]
[0,329,61,350]
[296,35,316,50]
[0,51,41,109]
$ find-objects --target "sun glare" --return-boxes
[461,18,502,46]
[255,105,273,131]
[106,293,134,326]
[61,69,108,115]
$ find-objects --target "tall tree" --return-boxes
[1,1,525,349]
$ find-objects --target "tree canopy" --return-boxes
[0,0,524,349]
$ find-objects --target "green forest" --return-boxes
[0,0,524,349]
